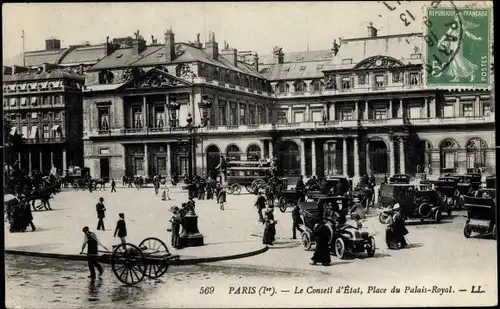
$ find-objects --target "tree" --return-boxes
[4,116,26,165]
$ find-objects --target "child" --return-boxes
[218,187,227,210]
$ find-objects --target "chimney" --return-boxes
[220,41,238,66]
[367,22,378,37]
[45,38,61,51]
[10,65,29,75]
[132,38,146,55]
[204,31,219,60]
[253,53,259,71]
[278,52,284,64]
[3,66,13,75]
[164,29,176,62]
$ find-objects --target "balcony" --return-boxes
[191,77,272,97]
[275,84,425,98]
[25,137,66,144]
[407,115,495,126]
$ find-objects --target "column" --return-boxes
[259,140,265,159]
[342,138,348,176]
[245,102,250,124]
[144,143,149,177]
[430,97,436,118]
[28,150,32,173]
[331,142,338,174]
[226,102,231,125]
[399,138,405,174]
[388,99,393,119]
[62,149,67,172]
[431,150,440,176]
[264,105,269,123]
[166,143,171,180]
[305,104,310,122]
[474,95,481,116]
[18,153,21,169]
[353,137,360,178]
[236,101,240,125]
[142,96,147,128]
[364,101,369,119]
[300,139,306,176]
[269,140,274,158]
[389,139,395,176]
[50,150,54,168]
[311,139,317,176]
[399,99,403,118]
[365,142,370,175]
[165,94,170,127]
[454,97,460,117]
[424,97,429,118]
[288,105,292,122]
[354,101,359,120]
[330,102,336,121]
[39,151,43,172]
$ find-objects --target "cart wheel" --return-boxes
[111,243,146,286]
[138,237,170,279]
[301,231,312,251]
[335,238,346,259]
[463,224,472,238]
[378,212,390,225]
[278,197,287,213]
[366,236,376,257]
[244,184,254,194]
[252,179,265,190]
[230,184,241,195]
[434,210,442,222]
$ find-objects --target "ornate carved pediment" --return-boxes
[122,68,191,89]
[354,55,404,70]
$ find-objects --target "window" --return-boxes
[249,107,255,125]
[278,111,288,124]
[42,96,50,105]
[342,58,353,64]
[54,112,60,120]
[43,112,49,120]
[444,152,456,169]
[410,72,420,85]
[410,53,422,59]
[442,104,454,117]
[462,103,474,117]
[374,108,387,119]
[294,82,306,93]
[312,80,323,92]
[21,113,27,120]
[230,104,237,125]
[132,107,142,128]
[341,110,353,120]
[9,98,18,107]
[341,77,351,89]
[10,113,17,121]
[240,107,246,125]
[219,102,227,125]
[21,126,28,138]
[30,97,38,106]
[293,111,304,123]
[31,112,38,119]
[483,103,491,116]
[358,74,366,85]
[276,82,288,93]
[375,74,386,88]
[392,72,402,83]
[54,95,61,105]
[311,111,322,122]
[20,97,27,106]
[43,125,50,139]
[99,107,110,130]
[155,107,165,128]
[408,106,421,119]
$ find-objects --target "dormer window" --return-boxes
[156,53,164,58]
[410,53,422,59]
[342,58,353,64]
[294,81,306,93]
[296,56,304,61]
[342,77,352,89]
[410,72,420,85]
[259,68,270,74]
[312,80,324,92]
[276,82,289,94]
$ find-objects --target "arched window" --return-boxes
[294,81,306,93]
[440,138,459,172]
[226,145,241,161]
[465,138,487,169]
[276,82,289,94]
[311,80,324,92]
[247,144,261,161]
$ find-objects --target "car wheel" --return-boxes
[378,212,389,224]
[279,197,287,213]
[366,236,376,257]
[335,238,346,259]
[301,232,312,251]
[434,210,442,222]
[463,224,472,238]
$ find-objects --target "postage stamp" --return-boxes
[423,1,493,88]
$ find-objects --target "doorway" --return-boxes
[100,158,110,179]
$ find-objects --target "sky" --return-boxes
[2,1,427,65]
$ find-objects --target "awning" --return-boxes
[51,125,60,131]
[30,126,38,139]
[19,83,27,90]
[30,97,38,105]
[20,97,27,106]
[51,81,62,88]
[10,127,18,135]
[38,81,48,89]
[27,82,38,90]
[21,126,28,138]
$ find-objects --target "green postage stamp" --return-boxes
[424,2,493,88]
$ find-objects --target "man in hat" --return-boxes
[110,178,117,193]
[386,203,409,249]
[291,204,303,239]
[80,226,104,279]
[113,213,127,245]
[96,197,106,230]
[169,206,182,249]
[255,192,267,223]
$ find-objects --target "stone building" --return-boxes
[2,65,85,173]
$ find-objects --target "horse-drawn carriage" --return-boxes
[463,190,496,239]
[225,162,274,195]
[298,196,376,259]
[64,166,91,189]
[378,183,449,224]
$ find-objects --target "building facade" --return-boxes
[2,66,85,173]
[6,25,494,181]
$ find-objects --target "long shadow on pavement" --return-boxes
[405,220,453,226]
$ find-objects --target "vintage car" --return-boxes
[435,177,461,208]
[277,188,306,213]
[318,176,350,195]
[388,174,411,184]
[463,190,496,239]
[485,175,496,189]
[378,183,448,224]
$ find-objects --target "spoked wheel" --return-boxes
[378,212,390,224]
[463,223,472,238]
[244,184,254,194]
[335,238,346,259]
[301,231,312,251]
[111,243,146,285]
[252,179,265,191]
[366,236,376,257]
[138,237,170,279]
[230,184,241,195]
[278,197,288,213]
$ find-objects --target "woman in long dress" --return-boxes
[160,179,170,201]
[169,207,182,249]
[262,207,276,245]
[438,15,483,82]
[311,222,331,266]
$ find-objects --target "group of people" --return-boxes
[6,198,36,233]
[168,198,196,249]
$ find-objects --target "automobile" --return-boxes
[485,175,496,189]
[435,177,461,209]
[319,176,350,195]
[277,188,306,213]
[463,190,496,239]
[378,183,447,224]
[388,174,411,184]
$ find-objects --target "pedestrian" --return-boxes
[110,179,116,193]
[96,197,106,231]
[310,222,331,266]
[255,192,267,222]
[122,175,127,187]
[262,207,276,245]
[291,204,303,239]
[23,200,36,231]
[169,206,182,249]
[385,203,409,249]
[88,177,93,193]
[218,186,227,210]
[154,176,160,195]
[160,179,170,201]
[215,182,222,203]
[80,226,104,279]
[113,213,127,245]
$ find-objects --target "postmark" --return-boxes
[423,1,492,88]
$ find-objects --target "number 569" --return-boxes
[200,286,215,294]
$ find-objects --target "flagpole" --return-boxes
[22,30,25,67]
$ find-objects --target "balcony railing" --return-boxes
[25,137,66,144]
[86,115,494,137]
[276,84,425,97]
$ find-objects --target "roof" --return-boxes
[2,70,84,82]
[59,45,108,65]
[90,45,162,70]
[24,50,65,67]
